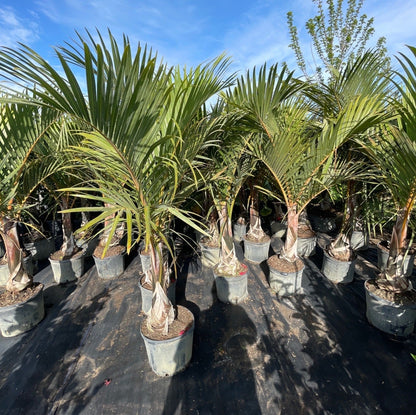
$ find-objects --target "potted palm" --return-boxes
[24,116,92,284]
[0,101,57,336]
[314,53,391,284]
[243,179,271,263]
[225,65,303,265]
[361,124,416,336]
[230,55,389,296]
[358,46,416,335]
[0,30,234,372]
[203,106,256,303]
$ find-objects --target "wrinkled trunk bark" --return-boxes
[60,195,75,258]
[216,201,240,276]
[207,210,220,245]
[246,186,267,241]
[384,208,410,291]
[1,218,32,293]
[282,205,299,262]
[147,240,175,335]
[99,203,124,248]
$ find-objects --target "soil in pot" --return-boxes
[93,245,126,279]
[93,245,125,259]
[50,248,84,261]
[0,283,43,307]
[49,250,85,284]
[365,278,416,305]
[199,238,220,268]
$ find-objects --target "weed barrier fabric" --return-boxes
[0,240,416,414]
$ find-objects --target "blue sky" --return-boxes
[0,0,416,76]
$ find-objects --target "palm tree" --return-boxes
[0,30,234,333]
[0,100,59,293]
[311,51,392,261]
[360,46,416,294]
[229,54,389,276]
[27,115,92,261]
[225,64,303,246]
[202,102,256,277]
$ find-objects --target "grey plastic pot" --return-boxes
[24,237,55,261]
[141,305,194,376]
[243,236,270,264]
[213,265,248,304]
[268,260,304,296]
[139,277,176,315]
[49,254,85,284]
[199,242,220,268]
[377,243,415,277]
[321,251,355,284]
[233,223,247,242]
[93,251,125,279]
[297,236,316,258]
[0,284,45,337]
[365,280,416,337]
[350,230,369,251]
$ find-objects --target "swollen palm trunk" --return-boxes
[2,220,32,292]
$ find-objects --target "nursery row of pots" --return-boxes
[199,220,416,339]
[0,236,126,337]
[3,30,416,381]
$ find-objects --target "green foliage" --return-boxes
[287,0,389,84]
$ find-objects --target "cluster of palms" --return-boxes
[1,30,416,334]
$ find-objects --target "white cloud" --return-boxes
[221,3,295,73]
[0,7,40,47]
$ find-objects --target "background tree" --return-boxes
[287,0,389,84]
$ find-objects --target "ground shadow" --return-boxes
[0,269,110,414]
[162,282,262,415]
[256,255,416,414]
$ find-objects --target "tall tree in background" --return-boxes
[287,0,388,84]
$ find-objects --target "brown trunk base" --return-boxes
[366,279,416,305]
[141,305,194,341]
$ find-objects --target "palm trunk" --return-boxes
[59,195,75,258]
[99,203,114,247]
[283,205,299,261]
[147,239,174,335]
[246,186,267,240]
[216,201,240,275]
[384,208,410,291]
[1,218,32,293]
